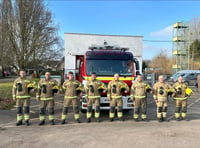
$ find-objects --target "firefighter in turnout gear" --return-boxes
[131,74,152,121]
[172,76,192,121]
[12,70,35,126]
[36,72,59,126]
[107,73,129,122]
[85,72,107,123]
[153,75,173,122]
[61,72,83,124]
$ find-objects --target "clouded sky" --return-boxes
[46,0,200,60]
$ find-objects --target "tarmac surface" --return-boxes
[1,78,200,148]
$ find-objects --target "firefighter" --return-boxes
[61,71,83,124]
[12,70,35,126]
[153,75,173,122]
[85,72,107,123]
[172,76,192,121]
[107,73,129,122]
[131,74,152,121]
[36,72,59,126]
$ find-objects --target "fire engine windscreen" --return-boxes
[86,59,133,76]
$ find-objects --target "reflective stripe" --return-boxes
[13,95,16,97]
[40,116,45,121]
[157,112,162,118]
[16,96,30,99]
[74,114,80,120]
[130,95,134,97]
[141,114,147,119]
[134,114,139,119]
[40,97,54,101]
[109,112,115,118]
[134,96,146,99]
[36,95,40,98]
[162,112,167,118]
[174,97,187,100]
[95,112,100,118]
[49,115,54,120]
[83,76,134,81]
[24,114,30,120]
[181,112,186,118]
[64,96,77,99]
[62,114,67,120]
[111,96,122,99]
[87,112,92,119]
[118,112,123,118]
[88,96,101,99]
[157,96,167,101]
[175,113,180,118]
[17,115,23,121]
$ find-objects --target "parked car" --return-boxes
[182,72,200,86]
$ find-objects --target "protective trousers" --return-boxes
[174,99,187,119]
[39,99,54,121]
[62,98,80,120]
[16,98,30,121]
[109,97,123,119]
[87,98,100,119]
[156,101,168,119]
[134,98,147,119]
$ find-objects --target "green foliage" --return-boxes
[0,82,14,109]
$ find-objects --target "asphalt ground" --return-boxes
[0,87,200,148]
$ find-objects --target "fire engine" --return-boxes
[65,41,140,112]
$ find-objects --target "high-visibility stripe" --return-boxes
[181,112,186,118]
[174,97,187,100]
[24,114,30,120]
[40,97,54,101]
[62,114,67,120]
[64,96,77,99]
[109,112,115,118]
[141,114,147,119]
[111,96,122,99]
[87,112,92,119]
[36,95,40,98]
[157,96,167,101]
[118,112,123,118]
[17,115,23,121]
[49,115,54,120]
[175,113,180,118]
[134,95,146,99]
[74,114,80,120]
[16,96,30,99]
[83,76,134,81]
[95,112,100,118]
[40,116,45,121]
[134,114,139,119]
[88,96,101,99]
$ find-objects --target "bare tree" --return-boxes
[188,17,200,69]
[1,0,62,73]
[149,51,172,75]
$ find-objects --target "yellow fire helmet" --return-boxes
[98,85,105,93]
[167,88,175,96]
[185,87,193,96]
[52,85,60,93]
[97,85,105,90]
[27,82,35,88]
[120,84,127,93]
[145,85,152,93]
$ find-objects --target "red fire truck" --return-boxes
[65,42,140,112]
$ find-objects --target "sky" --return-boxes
[46,0,200,60]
